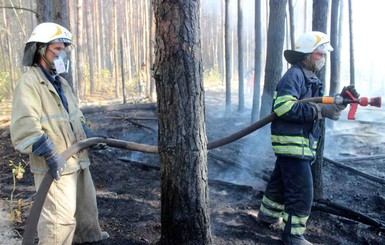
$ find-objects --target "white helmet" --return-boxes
[22,22,73,66]
[295,31,333,53]
[284,31,333,64]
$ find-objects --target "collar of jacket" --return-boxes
[37,63,58,84]
[296,62,318,80]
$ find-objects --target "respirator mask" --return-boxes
[52,50,69,74]
[314,56,326,71]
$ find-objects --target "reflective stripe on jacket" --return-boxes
[270,63,322,160]
[11,66,90,174]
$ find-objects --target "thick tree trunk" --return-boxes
[52,1,73,89]
[153,1,212,244]
[260,0,287,119]
[312,0,329,201]
[36,0,52,22]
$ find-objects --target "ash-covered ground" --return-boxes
[1,90,384,244]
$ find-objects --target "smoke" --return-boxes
[324,105,385,160]
[205,91,275,191]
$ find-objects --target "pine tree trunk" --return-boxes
[225,0,232,114]
[76,1,85,100]
[312,0,329,201]
[330,0,341,96]
[251,0,262,123]
[260,0,287,119]
[153,1,212,244]
[348,0,355,85]
[237,0,245,112]
[85,1,96,94]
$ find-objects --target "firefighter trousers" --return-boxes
[34,168,103,245]
[260,156,313,235]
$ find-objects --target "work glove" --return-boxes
[82,122,108,150]
[340,84,360,99]
[311,103,346,121]
[32,134,66,181]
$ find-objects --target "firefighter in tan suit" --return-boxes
[10,22,109,244]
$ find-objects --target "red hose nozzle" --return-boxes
[370,97,381,107]
[359,97,381,107]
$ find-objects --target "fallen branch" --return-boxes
[324,157,385,185]
[106,116,156,132]
[125,119,156,132]
[336,154,385,163]
[81,102,156,114]
[313,199,385,231]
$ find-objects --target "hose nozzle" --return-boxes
[359,97,381,107]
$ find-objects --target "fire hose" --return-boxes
[21,95,382,245]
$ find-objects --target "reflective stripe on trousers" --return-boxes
[260,156,313,235]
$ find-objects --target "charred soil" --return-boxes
[1,90,385,245]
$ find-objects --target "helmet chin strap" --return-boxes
[38,45,57,74]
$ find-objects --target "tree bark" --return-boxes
[112,0,119,97]
[2,0,15,93]
[237,0,245,112]
[330,0,341,96]
[85,1,96,94]
[348,0,355,85]
[312,0,329,201]
[36,0,52,22]
[260,0,287,119]
[93,0,101,86]
[76,1,85,100]
[153,1,212,244]
[288,0,295,49]
[225,0,232,114]
[251,0,262,123]
[149,6,156,101]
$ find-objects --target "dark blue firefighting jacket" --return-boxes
[271,62,323,160]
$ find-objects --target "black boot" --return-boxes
[257,211,282,225]
[282,214,312,245]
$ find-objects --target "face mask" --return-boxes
[52,50,69,74]
[314,56,326,71]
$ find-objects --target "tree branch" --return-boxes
[0,6,38,16]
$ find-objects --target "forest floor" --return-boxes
[1,89,385,245]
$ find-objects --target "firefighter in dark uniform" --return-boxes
[257,31,348,245]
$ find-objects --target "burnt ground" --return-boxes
[1,90,385,245]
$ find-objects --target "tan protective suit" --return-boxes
[11,66,104,244]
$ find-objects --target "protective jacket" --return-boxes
[271,62,322,160]
[11,65,90,174]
